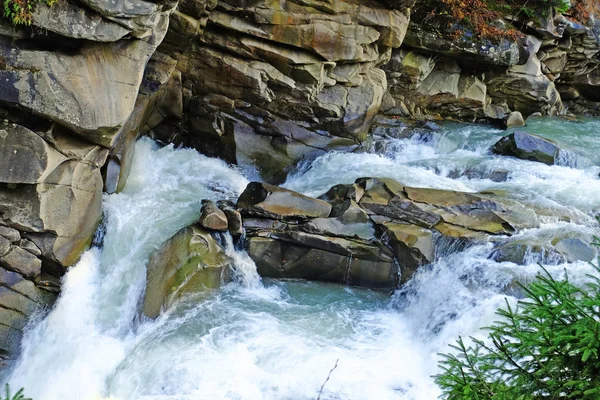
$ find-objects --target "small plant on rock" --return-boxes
[435,238,600,399]
[3,0,56,26]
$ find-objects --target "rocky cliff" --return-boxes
[0,0,598,359]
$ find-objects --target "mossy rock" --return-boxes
[142,225,232,318]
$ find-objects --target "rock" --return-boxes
[0,14,170,147]
[379,222,434,283]
[0,227,20,243]
[301,218,375,240]
[143,225,232,319]
[32,1,131,41]
[491,239,566,265]
[0,237,9,258]
[490,234,596,265]
[237,182,332,220]
[157,0,410,181]
[247,236,397,289]
[0,266,56,356]
[318,184,365,205]
[491,131,559,165]
[0,124,106,268]
[242,218,287,234]
[504,111,526,128]
[222,208,243,236]
[552,237,595,263]
[331,200,370,224]
[0,246,42,279]
[403,23,523,67]
[198,200,228,232]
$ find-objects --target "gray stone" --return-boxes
[247,237,397,289]
[492,131,559,165]
[143,225,232,319]
[505,111,526,128]
[198,200,228,232]
[0,246,42,279]
[0,226,20,243]
[238,182,332,220]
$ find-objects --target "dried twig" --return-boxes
[316,358,339,400]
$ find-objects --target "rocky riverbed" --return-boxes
[0,0,599,398]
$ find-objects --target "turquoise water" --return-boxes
[6,118,600,400]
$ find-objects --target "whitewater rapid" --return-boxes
[6,119,600,400]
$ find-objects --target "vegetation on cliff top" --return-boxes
[436,238,600,399]
[3,0,55,25]
[412,0,598,41]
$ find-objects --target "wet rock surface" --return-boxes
[143,225,232,319]
[188,178,547,290]
[492,131,561,165]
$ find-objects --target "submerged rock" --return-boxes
[143,225,232,319]
[490,236,596,265]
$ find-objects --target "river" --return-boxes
[5,118,600,400]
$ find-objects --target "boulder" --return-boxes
[143,225,232,319]
[504,111,526,128]
[490,236,596,265]
[247,236,397,289]
[0,123,106,269]
[217,201,244,236]
[237,182,332,220]
[491,131,559,165]
[198,200,228,232]
[379,222,434,283]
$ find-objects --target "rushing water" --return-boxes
[6,119,600,400]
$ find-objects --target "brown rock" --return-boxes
[198,200,228,231]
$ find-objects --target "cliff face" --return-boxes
[0,0,177,359]
[153,0,411,182]
[0,0,598,360]
[383,12,600,121]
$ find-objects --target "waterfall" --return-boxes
[6,119,600,400]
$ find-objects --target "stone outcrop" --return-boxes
[491,131,584,167]
[0,0,177,359]
[383,11,600,122]
[143,225,232,319]
[148,0,411,182]
[180,178,540,289]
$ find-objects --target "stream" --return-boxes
[6,118,600,400]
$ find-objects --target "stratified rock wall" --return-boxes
[149,0,411,182]
[383,11,600,121]
[0,0,178,359]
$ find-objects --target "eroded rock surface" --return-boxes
[143,225,232,319]
[0,0,177,359]
[149,0,410,182]
[178,178,543,290]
